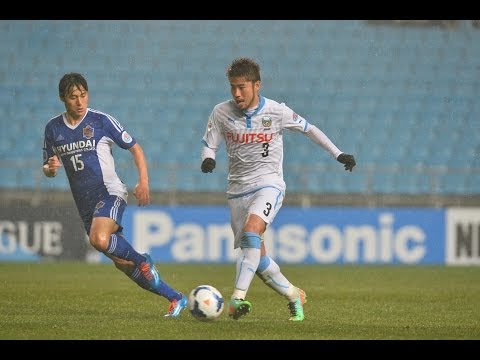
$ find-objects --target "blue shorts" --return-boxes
[76,194,127,235]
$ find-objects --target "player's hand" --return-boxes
[44,155,62,177]
[201,158,216,173]
[337,153,356,172]
[133,182,150,206]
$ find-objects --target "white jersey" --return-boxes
[201,96,343,196]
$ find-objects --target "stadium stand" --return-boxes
[0,20,478,196]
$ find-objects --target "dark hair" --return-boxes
[58,73,88,98]
[226,57,261,82]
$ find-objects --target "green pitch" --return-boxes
[0,263,479,340]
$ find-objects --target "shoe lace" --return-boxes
[288,301,298,316]
[139,262,153,281]
[167,299,178,314]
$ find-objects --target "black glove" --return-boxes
[201,158,216,173]
[337,153,356,172]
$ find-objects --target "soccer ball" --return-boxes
[188,285,224,321]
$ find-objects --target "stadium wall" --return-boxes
[1,195,479,266]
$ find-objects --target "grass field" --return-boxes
[1,262,479,340]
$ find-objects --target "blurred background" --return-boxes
[1,20,479,206]
[0,20,479,263]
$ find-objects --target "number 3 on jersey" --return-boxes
[262,142,269,157]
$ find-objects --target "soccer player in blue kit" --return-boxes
[42,73,188,318]
[200,57,356,321]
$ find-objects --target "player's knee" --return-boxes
[89,232,110,252]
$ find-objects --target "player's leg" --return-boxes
[233,226,263,297]
[90,215,156,287]
[250,188,306,321]
[255,249,307,321]
[88,196,146,266]
[228,187,283,319]
[111,252,187,318]
[227,195,258,319]
[89,196,187,317]
[229,228,261,319]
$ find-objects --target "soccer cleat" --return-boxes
[139,253,160,289]
[164,294,188,318]
[288,288,307,321]
[228,298,252,320]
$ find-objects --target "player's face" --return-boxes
[229,77,260,111]
[62,85,89,121]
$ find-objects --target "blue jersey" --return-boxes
[42,108,136,205]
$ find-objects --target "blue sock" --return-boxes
[129,267,183,302]
[105,232,145,266]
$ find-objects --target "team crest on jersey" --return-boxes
[207,119,213,131]
[261,116,272,128]
[83,125,94,139]
[122,131,133,143]
[292,112,299,122]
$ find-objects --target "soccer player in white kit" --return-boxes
[43,73,188,318]
[200,57,356,321]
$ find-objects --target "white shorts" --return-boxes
[228,186,284,249]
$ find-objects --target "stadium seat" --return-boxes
[1,20,479,196]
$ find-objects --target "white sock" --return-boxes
[232,247,260,300]
[256,256,299,301]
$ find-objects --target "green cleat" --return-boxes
[228,298,252,320]
[288,288,307,321]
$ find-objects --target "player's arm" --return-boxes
[200,112,220,173]
[42,130,62,177]
[305,124,356,172]
[129,143,150,206]
[201,144,216,173]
